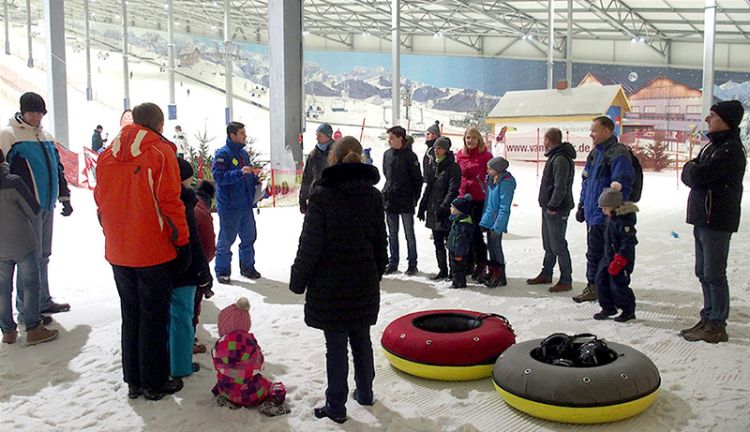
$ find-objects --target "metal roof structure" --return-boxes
[2,0,749,63]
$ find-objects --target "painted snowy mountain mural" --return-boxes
[715,81,750,107]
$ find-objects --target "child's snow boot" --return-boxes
[259,399,290,417]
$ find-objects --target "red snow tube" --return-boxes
[381,309,515,381]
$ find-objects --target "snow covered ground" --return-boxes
[2,33,750,432]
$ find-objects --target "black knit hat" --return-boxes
[20,92,47,114]
[177,157,194,181]
[196,179,216,199]
[451,193,473,215]
[710,100,744,130]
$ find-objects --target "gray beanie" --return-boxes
[316,123,333,138]
[488,156,509,173]
[598,187,623,208]
[427,121,441,136]
[434,136,451,151]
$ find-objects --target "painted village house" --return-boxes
[485,83,631,162]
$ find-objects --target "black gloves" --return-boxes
[299,202,307,214]
[436,206,450,220]
[173,245,192,274]
[417,210,425,222]
[61,200,73,217]
[198,272,214,299]
[575,204,585,223]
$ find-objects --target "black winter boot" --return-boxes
[471,262,487,281]
[477,262,496,284]
[451,271,467,288]
[497,264,507,286]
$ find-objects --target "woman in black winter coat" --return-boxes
[417,137,461,279]
[290,136,388,424]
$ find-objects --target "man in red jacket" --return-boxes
[95,102,189,401]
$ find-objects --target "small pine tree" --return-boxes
[190,127,216,181]
[645,134,671,172]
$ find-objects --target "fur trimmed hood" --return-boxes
[615,202,639,216]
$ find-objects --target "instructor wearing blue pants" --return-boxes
[213,121,262,284]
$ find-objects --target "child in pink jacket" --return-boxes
[212,297,289,416]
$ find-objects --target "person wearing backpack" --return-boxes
[680,100,746,344]
[573,116,635,303]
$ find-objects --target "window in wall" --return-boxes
[667,105,681,114]
[644,106,657,113]
[687,105,702,114]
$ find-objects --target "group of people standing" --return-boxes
[0,89,744,425]
[291,102,744,422]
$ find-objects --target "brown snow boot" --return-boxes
[26,326,59,346]
[2,330,17,344]
[549,281,573,292]
[679,319,707,336]
[572,283,598,303]
[682,322,728,344]
[526,271,552,285]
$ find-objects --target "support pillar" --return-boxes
[122,0,130,110]
[566,0,572,85]
[547,0,554,89]
[224,0,233,124]
[701,0,716,122]
[26,0,32,67]
[391,0,400,126]
[84,0,92,100]
[167,0,176,119]
[4,0,10,55]
[268,0,303,168]
[43,0,69,146]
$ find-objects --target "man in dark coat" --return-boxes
[290,137,387,424]
[527,128,576,292]
[299,123,333,213]
[680,100,746,344]
[91,125,107,152]
[418,136,461,279]
[382,126,423,275]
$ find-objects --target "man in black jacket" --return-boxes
[680,100,746,344]
[527,128,576,292]
[91,125,107,152]
[382,126,423,275]
[299,123,333,213]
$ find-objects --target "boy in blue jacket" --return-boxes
[479,157,516,287]
[593,188,638,322]
[447,194,474,288]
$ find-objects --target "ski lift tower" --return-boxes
[402,84,412,130]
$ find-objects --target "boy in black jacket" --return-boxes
[447,194,474,289]
[593,188,638,322]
